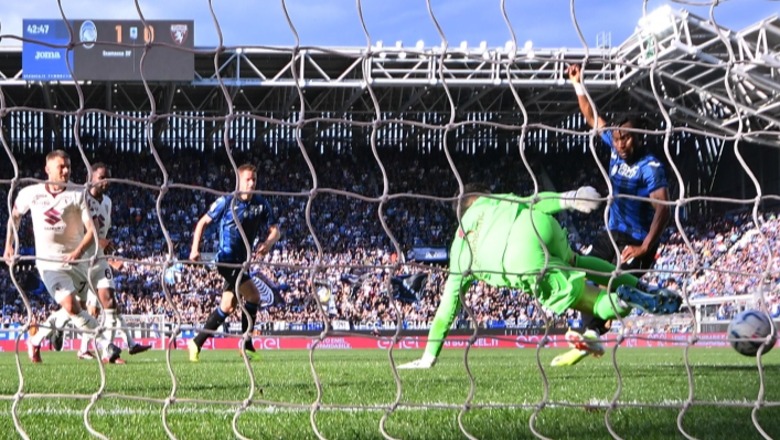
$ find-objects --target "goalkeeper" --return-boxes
[398,184,681,369]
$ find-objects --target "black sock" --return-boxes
[242,302,259,351]
[581,313,609,336]
[194,308,228,348]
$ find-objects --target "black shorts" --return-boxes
[588,230,658,272]
[217,265,248,292]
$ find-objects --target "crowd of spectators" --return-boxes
[2,146,778,333]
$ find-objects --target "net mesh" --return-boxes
[1,0,780,439]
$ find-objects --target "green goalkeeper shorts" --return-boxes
[503,208,585,314]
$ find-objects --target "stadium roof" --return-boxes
[0,7,777,147]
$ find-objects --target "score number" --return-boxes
[114,24,155,44]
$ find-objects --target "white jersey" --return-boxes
[85,193,112,257]
[13,184,91,270]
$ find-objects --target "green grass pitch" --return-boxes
[1,346,779,439]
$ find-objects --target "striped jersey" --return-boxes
[601,130,668,241]
[207,194,276,263]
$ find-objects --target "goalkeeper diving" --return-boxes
[398,184,682,369]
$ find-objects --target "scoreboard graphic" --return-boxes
[23,19,195,82]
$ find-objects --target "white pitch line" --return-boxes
[14,399,762,417]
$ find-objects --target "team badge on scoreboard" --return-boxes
[170,24,189,46]
[80,20,97,49]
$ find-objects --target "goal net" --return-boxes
[1,0,779,439]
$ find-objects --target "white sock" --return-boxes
[30,309,65,346]
[102,309,118,347]
[46,308,71,329]
[70,310,113,356]
[78,331,93,354]
[115,313,136,347]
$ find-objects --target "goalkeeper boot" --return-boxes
[397,354,436,370]
[568,329,605,356]
[551,329,603,367]
[617,285,682,315]
[551,349,589,367]
[187,339,200,363]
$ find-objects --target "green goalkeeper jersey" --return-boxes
[447,192,564,291]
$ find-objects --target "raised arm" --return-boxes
[502,187,602,215]
[568,64,607,131]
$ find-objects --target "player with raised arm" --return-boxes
[550,64,672,367]
[397,183,681,369]
[4,150,120,364]
[187,163,281,362]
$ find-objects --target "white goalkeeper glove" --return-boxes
[560,186,602,213]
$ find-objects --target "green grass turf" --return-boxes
[1,346,779,439]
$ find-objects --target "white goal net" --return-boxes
[1,1,779,439]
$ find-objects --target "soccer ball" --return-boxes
[727,310,776,357]
[316,284,332,304]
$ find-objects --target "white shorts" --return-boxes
[89,259,116,291]
[39,263,89,304]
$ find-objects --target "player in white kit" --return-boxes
[84,163,151,361]
[48,163,152,362]
[4,150,121,363]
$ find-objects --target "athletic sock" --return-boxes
[47,308,71,329]
[35,308,73,346]
[193,308,228,349]
[78,330,93,354]
[241,302,259,351]
[592,290,631,320]
[70,309,111,354]
[102,308,118,347]
[114,313,136,347]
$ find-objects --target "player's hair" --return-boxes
[613,115,649,131]
[452,182,491,218]
[45,149,70,162]
[91,162,110,174]
[237,163,257,174]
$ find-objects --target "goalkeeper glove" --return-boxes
[560,186,602,213]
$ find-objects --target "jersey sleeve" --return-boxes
[262,197,277,226]
[13,186,33,215]
[499,192,561,214]
[642,157,668,193]
[78,191,92,226]
[600,130,616,154]
[105,196,113,235]
[207,196,228,221]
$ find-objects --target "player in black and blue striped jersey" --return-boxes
[187,163,281,362]
[552,64,671,367]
